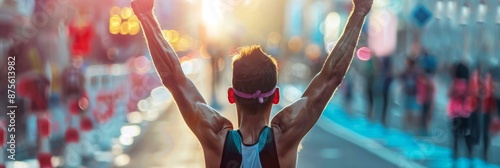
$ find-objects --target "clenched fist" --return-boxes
[352,0,373,15]
[131,0,155,15]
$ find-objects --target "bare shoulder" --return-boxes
[271,98,309,147]
[202,124,233,168]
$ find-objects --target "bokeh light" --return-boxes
[121,125,141,137]
[357,47,371,61]
[133,56,151,74]
[127,111,143,124]
[120,7,133,20]
[114,154,130,167]
[110,6,121,16]
[305,44,321,62]
[288,37,303,52]
[119,135,134,146]
[268,32,281,45]
[120,21,130,35]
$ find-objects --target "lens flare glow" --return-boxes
[357,47,371,61]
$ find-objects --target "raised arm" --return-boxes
[272,0,372,144]
[131,0,232,147]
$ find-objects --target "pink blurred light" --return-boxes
[133,56,151,74]
[357,47,371,61]
[368,10,398,57]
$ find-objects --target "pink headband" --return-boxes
[232,87,277,103]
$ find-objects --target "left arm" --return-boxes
[132,0,232,151]
[271,0,372,146]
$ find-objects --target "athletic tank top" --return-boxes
[220,126,280,168]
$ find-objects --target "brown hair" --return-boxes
[232,45,278,114]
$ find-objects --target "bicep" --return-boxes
[168,78,232,141]
[271,97,320,141]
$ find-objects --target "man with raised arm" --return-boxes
[131,0,372,167]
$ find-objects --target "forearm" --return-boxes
[137,12,184,86]
[320,10,367,80]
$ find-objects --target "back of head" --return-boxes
[232,45,278,114]
[453,62,469,80]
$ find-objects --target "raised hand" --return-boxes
[352,0,373,15]
[131,0,155,15]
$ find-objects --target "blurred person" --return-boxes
[416,71,434,136]
[376,56,393,127]
[131,0,372,167]
[398,57,419,133]
[207,41,226,110]
[362,58,376,121]
[418,49,437,75]
[416,49,437,136]
[61,57,86,101]
[482,65,500,161]
[447,62,474,163]
[468,66,482,145]
[341,71,355,114]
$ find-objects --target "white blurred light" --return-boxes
[325,12,341,30]
[497,6,500,24]
[94,151,114,162]
[112,144,124,155]
[373,0,389,9]
[114,154,130,167]
[460,6,470,25]
[137,99,151,112]
[149,96,163,107]
[447,1,456,19]
[181,60,194,75]
[127,111,143,124]
[323,12,341,46]
[110,64,128,76]
[119,135,134,146]
[12,161,29,168]
[435,1,443,19]
[284,85,302,102]
[292,63,310,79]
[144,109,160,121]
[326,41,336,53]
[477,3,486,22]
[51,156,62,167]
[121,125,141,137]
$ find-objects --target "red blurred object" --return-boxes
[17,75,50,112]
[93,91,118,123]
[80,116,93,132]
[37,118,51,137]
[0,128,4,146]
[68,21,94,57]
[69,100,82,115]
[492,117,500,134]
[37,153,53,168]
[64,128,79,143]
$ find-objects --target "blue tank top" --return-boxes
[220,126,280,168]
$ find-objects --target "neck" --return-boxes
[236,108,270,145]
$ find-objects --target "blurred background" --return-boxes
[0,0,500,167]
